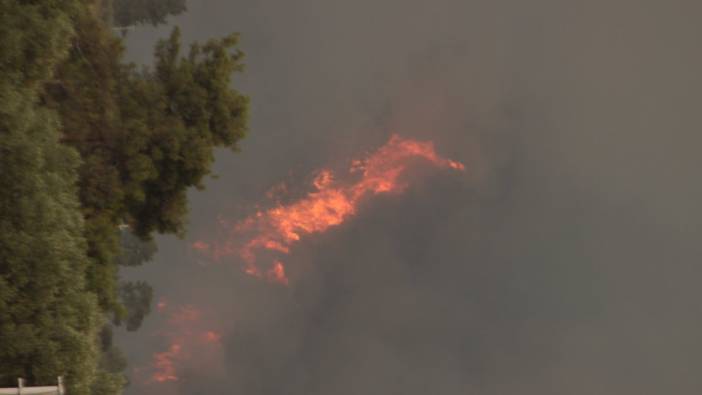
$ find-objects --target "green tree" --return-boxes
[92,326,128,394]
[44,21,248,314]
[0,2,108,393]
[121,27,249,237]
[115,228,157,267]
[0,68,101,395]
[1,1,249,393]
[0,0,79,88]
[40,4,129,316]
[113,0,187,27]
[91,370,128,395]
[117,281,153,331]
[46,24,248,241]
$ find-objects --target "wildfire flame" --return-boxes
[267,260,289,285]
[152,344,181,383]
[194,134,464,283]
[147,302,222,384]
[144,134,463,387]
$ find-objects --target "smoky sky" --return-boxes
[117,0,702,394]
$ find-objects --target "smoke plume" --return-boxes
[118,1,702,394]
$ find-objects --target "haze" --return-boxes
[118,0,702,394]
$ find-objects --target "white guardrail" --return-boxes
[0,377,64,394]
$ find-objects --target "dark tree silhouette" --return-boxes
[113,0,187,27]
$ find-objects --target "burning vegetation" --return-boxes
[192,134,464,285]
[146,302,223,384]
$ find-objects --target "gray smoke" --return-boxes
[118,0,702,394]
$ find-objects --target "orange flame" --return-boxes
[194,134,464,282]
[152,344,181,383]
[202,331,222,343]
[192,240,210,252]
[266,261,289,285]
[147,303,222,384]
[168,304,201,325]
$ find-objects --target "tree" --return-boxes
[46,25,249,241]
[0,64,101,395]
[115,228,157,267]
[91,370,128,395]
[43,22,248,320]
[92,325,128,394]
[112,0,187,27]
[1,2,249,393]
[0,2,108,393]
[117,281,153,331]
[122,27,249,237]
[43,11,248,319]
[0,0,80,88]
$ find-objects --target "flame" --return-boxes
[143,135,462,387]
[202,331,222,343]
[266,261,289,285]
[169,304,201,324]
[265,181,289,201]
[239,260,289,285]
[194,134,464,282]
[152,344,181,383]
[192,240,210,252]
[313,169,334,190]
[147,303,223,384]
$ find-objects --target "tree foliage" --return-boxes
[92,326,128,394]
[46,24,248,241]
[0,89,102,394]
[115,228,157,267]
[0,4,101,393]
[0,1,249,393]
[117,281,153,331]
[0,0,79,88]
[43,7,248,315]
[112,0,187,27]
[122,27,249,237]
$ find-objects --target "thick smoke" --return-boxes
[118,0,702,394]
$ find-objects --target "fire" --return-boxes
[192,240,210,252]
[203,331,222,343]
[267,261,289,285]
[142,134,463,387]
[147,303,223,384]
[239,260,289,285]
[152,344,181,383]
[313,169,334,190]
[194,134,464,283]
[169,304,201,324]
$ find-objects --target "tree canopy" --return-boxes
[0,1,248,393]
[112,0,187,27]
[117,281,154,331]
[0,4,101,392]
[115,228,157,267]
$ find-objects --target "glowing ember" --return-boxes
[194,134,464,282]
